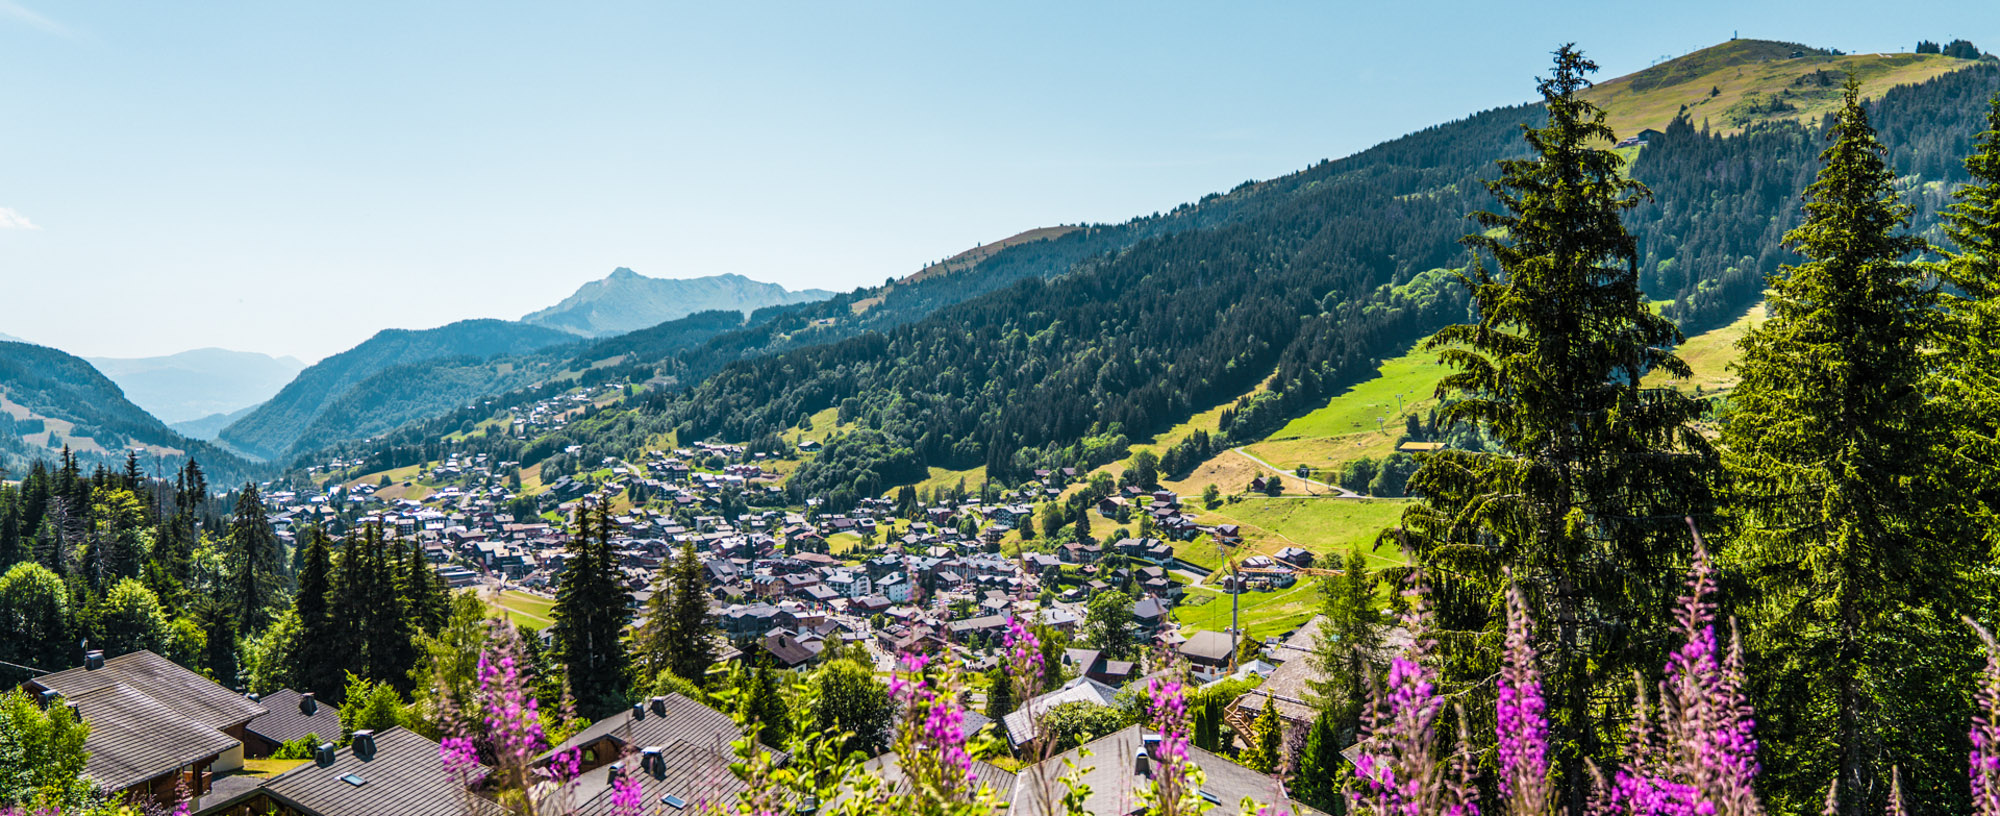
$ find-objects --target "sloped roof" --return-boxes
[565,739,749,814]
[31,650,267,730]
[203,726,502,816]
[245,689,344,746]
[70,682,241,792]
[1000,676,1122,748]
[538,693,783,766]
[1007,725,1324,816]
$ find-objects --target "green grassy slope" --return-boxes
[1582,39,1979,139]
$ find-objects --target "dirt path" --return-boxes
[1230,447,1363,498]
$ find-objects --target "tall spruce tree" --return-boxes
[1398,44,1717,809]
[1940,95,2000,512]
[291,528,343,696]
[635,538,717,689]
[1722,80,1976,815]
[1310,549,1380,750]
[228,484,283,631]
[551,504,631,716]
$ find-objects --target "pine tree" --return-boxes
[637,540,715,686]
[1939,94,2000,508]
[551,504,631,717]
[1239,697,1283,773]
[738,664,792,745]
[985,666,1015,718]
[1723,79,1976,815]
[1398,45,1718,810]
[1293,707,1345,814]
[228,485,283,631]
[1310,549,1380,759]
[399,534,448,637]
[291,529,343,696]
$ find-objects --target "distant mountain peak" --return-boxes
[522,269,833,338]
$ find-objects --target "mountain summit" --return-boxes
[523,269,833,337]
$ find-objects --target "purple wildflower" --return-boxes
[1005,616,1049,699]
[890,650,978,803]
[1143,675,1205,816]
[1597,521,1762,816]
[610,770,646,816]
[1349,575,1479,816]
[1498,580,1550,816]
[1969,618,2000,816]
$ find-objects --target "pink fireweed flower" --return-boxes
[1598,521,1763,816]
[440,735,486,786]
[1498,580,1549,816]
[1005,616,1049,698]
[610,770,646,816]
[1349,574,1478,816]
[1969,618,2000,816]
[890,649,977,802]
[477,646,548,762]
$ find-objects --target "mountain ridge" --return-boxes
[522,269,833,337]
[86,348,306,425]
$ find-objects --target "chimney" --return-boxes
[641,745,664,776]
[84,651,104,670]
[650,696,667,716]
[352,730,377,757]
[315,742,337,766]
[1134,745,1150,777]
[631,702,646,721]
[607,761,626,780]
[300,693,317,716]
[37,690,60,709]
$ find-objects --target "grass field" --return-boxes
[1582,40,1975,139]
[1269,341,1446,440]
[1644,301,1765,395]
[1181,497,1411,570]
[487,589,557,631]
[1173,581,1323,640]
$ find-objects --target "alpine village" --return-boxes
[16,22,2000,816]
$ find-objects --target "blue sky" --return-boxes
[1,1,1994,360]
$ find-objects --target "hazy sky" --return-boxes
[2,1,1994,361]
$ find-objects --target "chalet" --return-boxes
[999,676,1122,751]
[1010,726,1322,816]
[537,693,784,777]
[1132,597,1170,639]
[240,690,343,758]
[760,630,823,669]
[194,728,502,816]
[1058,540,1102,564]
[26,650,267,806]
[1274,547,1314,568]
[1178,630,1237,680]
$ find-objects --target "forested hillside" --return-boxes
[294,48,2000,506]
[0,342,256,484]
[1636,62,2000,332]
[512,58,2000,507]
[219,319,580,460]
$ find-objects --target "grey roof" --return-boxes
[245,689,344,746]
[1000,676,1122,748]
[199,726,503,816]
[31,650,267,730]
[1179,630,1236,663]
[70,682,242,792]
[1007,725,1322,816]
[539,693,782,765]
[565,739,750,814]
[855,750,1018,803]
